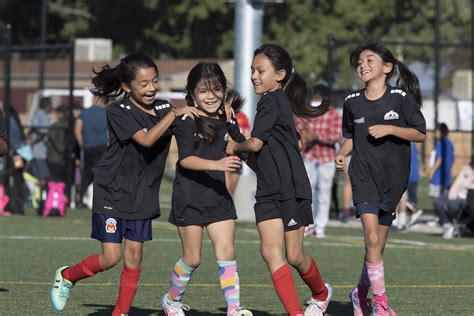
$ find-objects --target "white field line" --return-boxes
[1,233,473,252]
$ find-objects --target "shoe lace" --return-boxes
[58,280,73,300]
[306,298,325,312]
[169,301,190,312]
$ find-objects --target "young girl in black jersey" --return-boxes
[50,53,198,315]
[335,43,426,316]
[226,44,331,316]
[161,62,252,316]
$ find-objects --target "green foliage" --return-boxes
[0,0,471,87]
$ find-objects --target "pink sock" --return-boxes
[366,260,386,301]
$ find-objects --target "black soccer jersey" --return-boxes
[250,89,311,200]
[92,98,173,220]
[342,87,426,212]
[169,115,245,226]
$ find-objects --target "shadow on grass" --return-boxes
[85,304,158,315]
[84,304,275,315]
[325,300,354,315]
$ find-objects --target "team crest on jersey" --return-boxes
[354,117,365,124]
[384,110,399,120]
[105,218,117,233]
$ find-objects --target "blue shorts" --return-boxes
[91,213,152,243]
[355,202,396,226]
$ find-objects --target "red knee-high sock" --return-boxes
[112,265,141,316]
[62,254,104,283]
[271,264,303,316]
[299,256,328,301]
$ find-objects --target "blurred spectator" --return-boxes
[74,100,107,207]
[428,123,454,198]
[28,97,52,192]
[47,105,69,182]
[433,161,474,239]
[7,106,28,215]
[0,109,9,216]
[295,84,342,238]
[394,142,424,229]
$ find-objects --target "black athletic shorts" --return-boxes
[254,198,313,231]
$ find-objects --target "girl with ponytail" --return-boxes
[226,44,332,316]
[336,43,426,315]
[51,52,198,315]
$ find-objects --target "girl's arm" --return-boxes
[132,107,199,148]
[226,137,264,155]
[335,138,353,171]
[180,155,241,172]
[368,125,425,142]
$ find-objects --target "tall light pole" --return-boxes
[231,0,282,221]
[39,0,49,92]
[233,0,263,126]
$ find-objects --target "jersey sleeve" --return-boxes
[172,115,196,161]
[342,101,354,139]
[251,95,278,142]
[402,94,426,134]
[227,117,246,143]
[107,104,143,143]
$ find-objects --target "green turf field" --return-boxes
[1,174,473,315]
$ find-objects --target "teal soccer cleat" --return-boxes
[51,266,74,311]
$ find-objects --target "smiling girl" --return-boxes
[161,62,252,316]
[50,53,198,315]
[335,43,426,316]
[226,44,331,316]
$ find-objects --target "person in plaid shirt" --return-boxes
[295,84,342,238]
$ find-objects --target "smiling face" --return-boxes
[192,78,224,116]
[251,53,286,95]
[121,67,159,107]
[356,49,393,84]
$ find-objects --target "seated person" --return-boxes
[433,160,474,238]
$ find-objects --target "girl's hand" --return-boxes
[215,155,241,171]
[226,137,237,155]
[368,125,394,139]
[223,101,235,122]
[175,106,200,119]
[335,153,346,171]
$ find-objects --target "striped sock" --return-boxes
[217,260,240,315]
[166,258,195,303]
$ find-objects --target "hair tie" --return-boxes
[291,67,295,74]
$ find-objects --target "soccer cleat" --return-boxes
[51,266,74,311]
[373,301,397,316]
[230,306,253,316]
[349,287,372,316]
[161,294,190,316]
[304,283,333,316]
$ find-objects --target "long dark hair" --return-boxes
[90,52,158,102]
[185,62,244,143]
[350,42,422,107]
[254,44,329,118]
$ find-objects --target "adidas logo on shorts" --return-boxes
[288,219,298,226]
